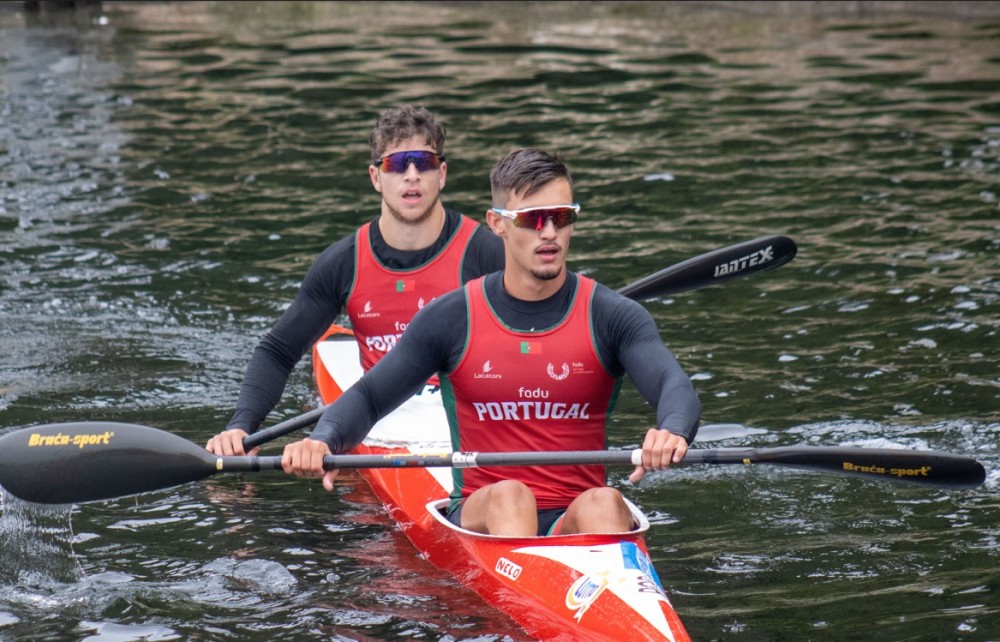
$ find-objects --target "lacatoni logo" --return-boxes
[473,360,502,379]
[714,245,774,277]
[357,300,380,319]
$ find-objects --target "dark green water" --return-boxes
[1,2,997,640]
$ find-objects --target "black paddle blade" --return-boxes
[617,235,797,300]
[686,446,986,489]
[0,422,218,504]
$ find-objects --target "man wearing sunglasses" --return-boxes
[282,147,701,537]
[206,105,504,457]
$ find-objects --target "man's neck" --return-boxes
[501,268,566,302]
[378,202,447,251]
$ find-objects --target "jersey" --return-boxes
[346,215,478,374]
[226,208,504,433]
[441,275,621,510]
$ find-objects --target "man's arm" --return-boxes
[308,287,470,452]
[593,286,702,440]
[592,285,701,482]
[226,237,354,432]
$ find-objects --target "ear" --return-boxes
[369,164,381,192]
[485,209,505,237]
[437,161,447,191]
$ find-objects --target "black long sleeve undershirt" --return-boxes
[311,271,702,452]
[227,208,505,432]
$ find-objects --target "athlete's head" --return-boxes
[487,148,576,286]
[489,148,573,210]
[369,104,446,162]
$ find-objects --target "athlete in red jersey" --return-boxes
[282,148,701,536]
[206,105,503,457]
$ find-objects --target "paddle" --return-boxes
[0,422,984,505]
[615,234,797,300]
[242,235,797,450]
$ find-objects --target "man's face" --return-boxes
[369,135,447,226]
[489,177,574,284]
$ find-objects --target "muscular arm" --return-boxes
[227,236,355,432]
[229,211,498,434]
[309,288,470,452]
[591,284,702,443]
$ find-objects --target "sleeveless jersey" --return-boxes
[441,275,622,510]
[346,216,479,374]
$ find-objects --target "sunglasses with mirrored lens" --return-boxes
[492,204,580,230]
[374,150,445,173]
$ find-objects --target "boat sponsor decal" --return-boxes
[546,362,569,380]
[495,557,522,581]
[514,542,677,637]
[26,430,115,449]
[621,541,666,595]
[471,401,591,422]
[566,573,610,621]
[713,244,774,278]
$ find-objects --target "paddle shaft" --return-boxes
[242,235,797,450]
[220,445,985,489]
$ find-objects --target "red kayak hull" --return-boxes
[312,324,690,641]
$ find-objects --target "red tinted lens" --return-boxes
[514,207,578,230]
[378,151,443,173]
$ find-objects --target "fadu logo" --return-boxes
[547,362,569,381]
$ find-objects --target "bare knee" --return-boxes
[462,480,538,536]
[563,487,633,534]
[489,479,536,509]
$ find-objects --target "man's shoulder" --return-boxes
[589,277,650,316]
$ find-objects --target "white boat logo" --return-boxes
[566,573,609,621]
[495,557,522,581]
[483,360,492,373]
[418,297,426,309]
[547,362,569,381]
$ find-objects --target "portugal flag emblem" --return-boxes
[396,279,415,292]
[520,341,543,355]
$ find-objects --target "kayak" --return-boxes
[311,324,691,641]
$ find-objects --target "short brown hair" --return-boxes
[369,104,446,162]
[490,148,573,208]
